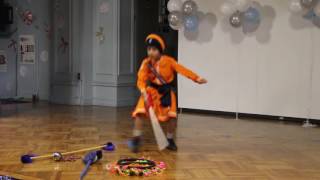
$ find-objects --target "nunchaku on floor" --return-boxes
[20,142,115,164]
[20,142,115,179]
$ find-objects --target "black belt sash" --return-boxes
[149,82,174,107]
[147,61,174,107]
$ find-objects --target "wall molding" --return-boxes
[51,96,81,105]
[50,0,137,107]
[92,82,136,87]
[90,97,136,107]
[92,97,117,107]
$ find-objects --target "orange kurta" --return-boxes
[132,55,200,122]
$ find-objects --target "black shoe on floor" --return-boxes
[129,136,141,153]
[166,138,178,151]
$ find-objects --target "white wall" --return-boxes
[178,0,320,120]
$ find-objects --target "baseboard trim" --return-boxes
[92,97,117,107]
[39,92,49,101]
[117,98,136,107]
[50,96,81,105]
[178,108,320,125]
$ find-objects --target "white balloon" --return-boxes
[182,0,198,15]
[167,0,183,12]
[300,0,316,9]
[289,0,303,13]
[170,24,181,30]
[221,1,237,16]
[314,2,320,17]
[168,11,183,30]
[235,0,250,11]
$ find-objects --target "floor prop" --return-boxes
[21,142,114,164]
[80,150,103,180]
[106,158,166,177]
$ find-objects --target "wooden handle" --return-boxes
[60,145,104,156]
[31,154,53,160]
[31,145,105,160]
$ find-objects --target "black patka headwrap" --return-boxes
[146,38,163,53]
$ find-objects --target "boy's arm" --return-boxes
[170,58,203,83]
[137,60,149,93]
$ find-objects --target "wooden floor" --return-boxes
[0,103,320,180]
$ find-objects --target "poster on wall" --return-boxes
[0,50,8,72]
[20,35,36,64]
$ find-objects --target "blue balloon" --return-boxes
[184,15,199,32]
[244,7,260,24]
[303,9,316,20]
[313,14,320,27]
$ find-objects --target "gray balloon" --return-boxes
[168,11,182,28]
[230,11,242,28]
[313,15,320,28]
[182,0,198,15]
[300,0,316,8]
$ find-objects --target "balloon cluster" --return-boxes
[167,0,200,32]
[221,0,261,30]
[289,0,320,26]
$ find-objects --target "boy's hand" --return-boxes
[141,90,152,108]
[141,90,147,101]
[196,77,207,84]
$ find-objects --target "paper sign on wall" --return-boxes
[0,50,8,72]
[20,35,36,64]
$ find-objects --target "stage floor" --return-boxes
[0,103,320,179]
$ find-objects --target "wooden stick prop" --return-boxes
[144,63,170,150]
[145,92,169,151]
[21,142,114,164]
